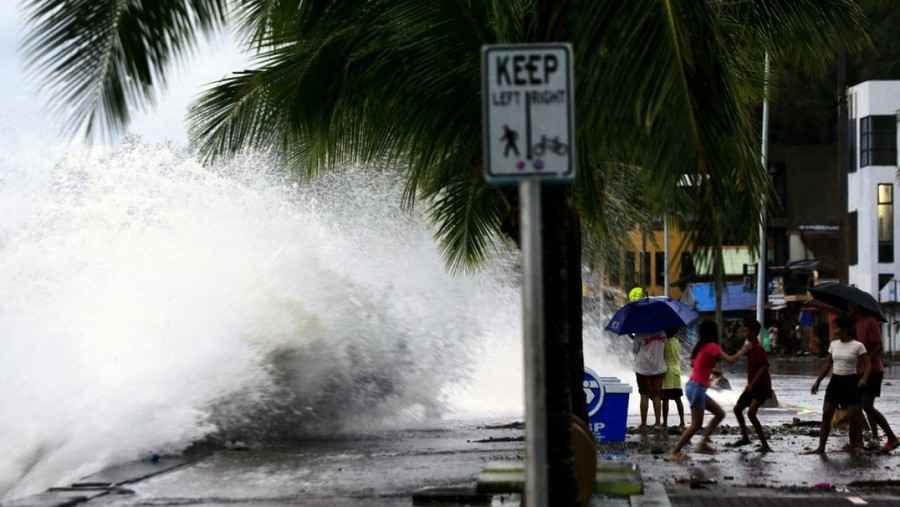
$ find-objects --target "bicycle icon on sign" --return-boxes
[531,135,569,157]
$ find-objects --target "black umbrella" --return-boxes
[808,282,886,322]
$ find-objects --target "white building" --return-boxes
[847,81,900,297]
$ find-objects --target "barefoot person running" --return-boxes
[803,316,871,455]
[670,321,749,461]
[727,317,773,452]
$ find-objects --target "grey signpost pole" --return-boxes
[483,43,573,507]
[520,177,547,506]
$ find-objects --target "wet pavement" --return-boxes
[83,425,524,507]
[10,357,900,506]
[622,357,900,502]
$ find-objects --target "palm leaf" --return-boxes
[428,170,509,272]
[22,0,227,139]
[184,0,866,272]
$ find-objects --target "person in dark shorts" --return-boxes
[662,327,685,427]
[803,316,871,455]
[633,332,667,430]
[850,304,899,452]
[727,318,773,452]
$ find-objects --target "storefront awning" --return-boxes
[681,281,757,313]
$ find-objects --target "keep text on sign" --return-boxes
[481,44,575,184]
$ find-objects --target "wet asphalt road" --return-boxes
[88,425,523,507]
[631,357,900,497]
[75,358,900,506]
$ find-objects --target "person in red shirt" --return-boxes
[726,318,773,452]
[850,304,899,452]
[670,320,749,461]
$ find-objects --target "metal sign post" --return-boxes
[519,177,547,506]
[482,43,574,507]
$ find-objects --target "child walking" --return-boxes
[662,327,685,428]
[670,320,749,461]
[727,317,773,452]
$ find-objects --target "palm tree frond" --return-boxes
[428,172,506,272]
[22,0,227,139]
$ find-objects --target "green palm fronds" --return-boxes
[23,0,868,271]
[22,0,227,139]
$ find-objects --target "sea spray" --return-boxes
[0,137,632,500]
[0,138,521,499]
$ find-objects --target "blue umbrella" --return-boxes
[605,297,699,335]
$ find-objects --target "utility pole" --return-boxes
[664,214,670,297]
[756,52,770,326]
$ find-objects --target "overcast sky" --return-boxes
[0,3,250,147]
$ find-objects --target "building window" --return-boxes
[655,252,665,287]
[878,184,894,263]
[880,274,894,291]
[640,252,651,287]
[625,251,636,288]
[860,115,897,167]
[849,211,858,266]
[680,251,695,279]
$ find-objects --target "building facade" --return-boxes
[766,144,843,282]
[846,81,900,296]
[604,224,755,301]
[616,226,691,300]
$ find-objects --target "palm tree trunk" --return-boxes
[533,2,583,504]
[540,186,581,505]
[567,207,587,421]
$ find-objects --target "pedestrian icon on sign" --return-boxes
[500,125,519,157]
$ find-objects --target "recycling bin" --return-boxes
[584,368,633,443]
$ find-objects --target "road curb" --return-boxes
[1,458,190,507]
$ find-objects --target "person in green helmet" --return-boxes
[628,286,645,301]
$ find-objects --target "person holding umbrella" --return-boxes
[850,303,899,452]
[670,320,750,461]
[809,283,898,452]
[606,297,699,431]
[633,330,666,430]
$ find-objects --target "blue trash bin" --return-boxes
[584,368,632,443]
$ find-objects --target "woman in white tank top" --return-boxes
[803,316,871,455]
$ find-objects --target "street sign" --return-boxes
[482,44,575,184]
[481,42,576,507]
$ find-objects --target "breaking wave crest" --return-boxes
[0,138,524,499]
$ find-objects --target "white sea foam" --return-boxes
[0,137,629,500]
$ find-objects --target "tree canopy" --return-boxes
[22,0,868,271]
